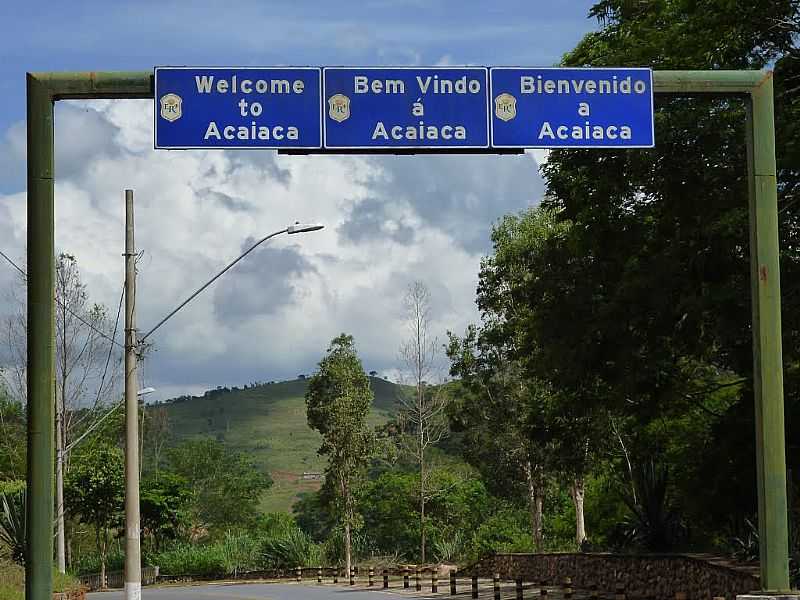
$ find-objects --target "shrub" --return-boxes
[151,543,229,578]
[70,548,124,576]
[0,489,25,566]
[466,508,534,560]
[260,528,321,569]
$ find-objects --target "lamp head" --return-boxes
[287,222,324,234]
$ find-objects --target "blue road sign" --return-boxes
[490,67,654,148]
[154,67,322,149]
[323,67,489,149]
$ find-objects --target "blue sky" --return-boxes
[0,1,597,140]
[0,1,600,401]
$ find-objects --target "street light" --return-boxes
[123,213,323,600]
[138,221,325,344]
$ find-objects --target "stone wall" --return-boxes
[469,553,759,600]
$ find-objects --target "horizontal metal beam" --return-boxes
[653,69,769,94]
[29,71,152,100]
[31,69,769,101]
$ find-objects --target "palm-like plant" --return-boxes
[621,460,687,551]
[0,489,26,565]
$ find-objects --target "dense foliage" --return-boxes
[443,0,800,555]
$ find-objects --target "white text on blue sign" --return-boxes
[490,68,654,148]
[323,67,490,149]
[154,67,322,149]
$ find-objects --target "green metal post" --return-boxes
[746,72,791,592]
[24,71,151,600]
[25,73,55,600]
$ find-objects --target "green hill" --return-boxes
[150,376,402,513]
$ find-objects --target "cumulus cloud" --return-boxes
[0,98,544,401]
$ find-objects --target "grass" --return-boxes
[151,377,401,513]
[0,559,80,600]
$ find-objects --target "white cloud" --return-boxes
[0,99,544,402]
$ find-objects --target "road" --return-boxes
[88,582,433,600]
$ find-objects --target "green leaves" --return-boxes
[65,444,124,532]
[166,438,272,529]
[0,487,25,565]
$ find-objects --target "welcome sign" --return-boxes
[154,66,654,151]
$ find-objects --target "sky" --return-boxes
[0,1,599,402]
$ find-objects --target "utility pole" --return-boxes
[124,189,141,600]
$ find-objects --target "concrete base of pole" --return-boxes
[124,582,141,600]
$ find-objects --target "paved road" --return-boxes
[89,582,430,600]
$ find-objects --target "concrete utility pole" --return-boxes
[123,189,141,600]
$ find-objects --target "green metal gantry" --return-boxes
[24,69,788,599]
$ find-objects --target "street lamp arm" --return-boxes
[139,228,288,343]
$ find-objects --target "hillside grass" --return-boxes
[153,377,402,513]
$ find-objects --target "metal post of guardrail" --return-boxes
[472,574,479,599]
[369,567,374,587]
[450,570,457,595]
[516,578,524,600]
[493,574,501,600]
[565,577,573,600]
[404,567,410,589]
[416,568,421,591]
[384,569,389,589]
[432,571,438,593]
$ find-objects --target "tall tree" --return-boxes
[65,444,124,588]
[398,282,449,563]
[306,333,374,576]
[447,327,548,550]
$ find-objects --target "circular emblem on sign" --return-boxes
[160,93,182,122]
[328,94,350,123]
[494,93,517,122]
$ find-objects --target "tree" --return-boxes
[65,444,124,587]
[144,405,171,474]
[477,0,800,550]
[447,326,549,550]
[139,472,193,551]
[3,253,122,571]
[166,438,271,530]
[306,333,374,576]
[398,282,449,562]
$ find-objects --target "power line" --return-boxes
[0,249,124,349]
